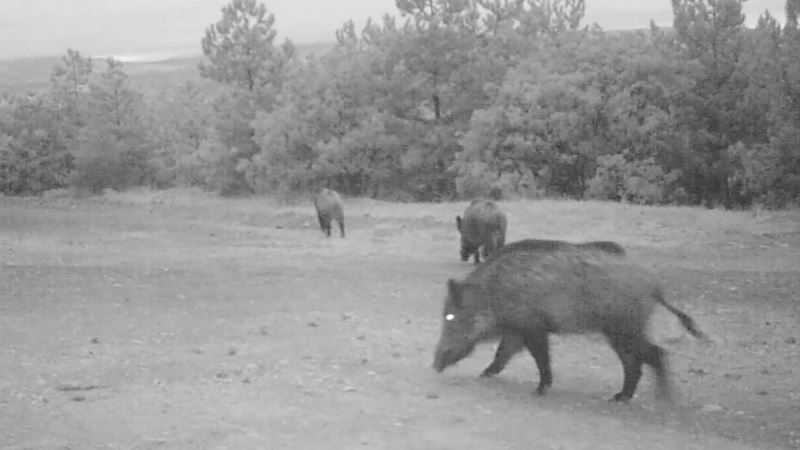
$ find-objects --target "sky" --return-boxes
[0,0,788,61]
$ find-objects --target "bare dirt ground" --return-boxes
[1,189,798,450]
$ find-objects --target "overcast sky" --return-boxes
[0,0,787,60]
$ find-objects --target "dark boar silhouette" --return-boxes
[432,246,707,402]
[313,188,345,238]
[456,199,507,264]
[480,239,627,377]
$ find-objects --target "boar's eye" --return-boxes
[445,313,455,321]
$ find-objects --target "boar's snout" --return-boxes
[433,346,457,372]
[433,343,474,372]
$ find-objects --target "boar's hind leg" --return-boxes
[642,341,670,400]
[318,215,331,237]
[522,331,552,395]
[481,333,524,377]
[605,330,649,402]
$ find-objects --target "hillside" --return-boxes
[0,41,334,95]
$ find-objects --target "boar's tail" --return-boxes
[654,286,708,341]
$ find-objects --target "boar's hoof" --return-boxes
[610,392,634,403]
[535,384,550,396]
[480,365,501,378]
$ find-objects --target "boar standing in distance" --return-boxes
[313,188,345,238]
[480,239,627,377]
[456,199,507,264]
[432,246,707,402]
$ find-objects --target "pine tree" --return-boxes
[198,0,295,194]
[199,0,294,103]
[71,58,152,192]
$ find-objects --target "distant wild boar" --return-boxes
[313,188,345,238]
[432,246,707,402]
[456,199,507,264]
[481,239,627,377]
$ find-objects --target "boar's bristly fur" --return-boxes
[314,188,345,238]
[487,239,625,261]
[481,239,626,377]
[432,246,706,402]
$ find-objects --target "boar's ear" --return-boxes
[455,216,462,232]
[447,279,463,308]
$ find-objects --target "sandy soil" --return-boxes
[1,190,798,449]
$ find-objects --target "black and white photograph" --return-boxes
[0,0,798,448]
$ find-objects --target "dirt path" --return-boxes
[0,194,798,449]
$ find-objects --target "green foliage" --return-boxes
[724,142,782,207]
[586,153,681,205]
[249,0,588,200]
[457,29,679,199]
[70,59,154,193]
[0,50,95,194]
[49,49,93,135]
[247,42,410,197]
[1,0,799,208]
[669,0,749,207]
[148,81,217,188]
[0,94,73,194]
[199,0,294,98]
[197,0,297,195]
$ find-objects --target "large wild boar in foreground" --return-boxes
[456,199,507,264]
[432,246,707,402]
[313,188,345,238]
[480,239,627,377]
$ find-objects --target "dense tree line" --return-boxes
[1,0,798,208]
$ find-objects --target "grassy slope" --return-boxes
[0,189,798,449]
